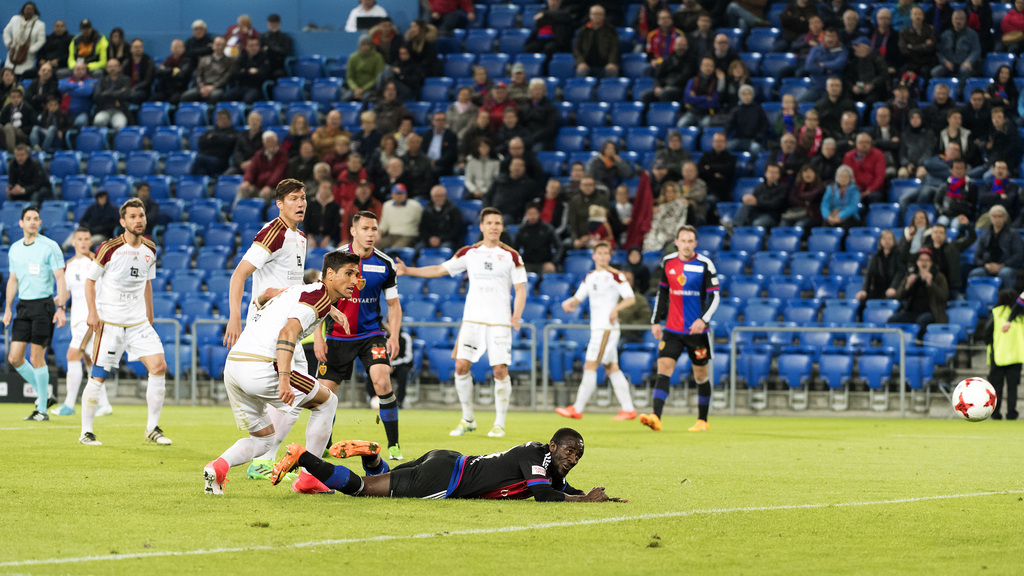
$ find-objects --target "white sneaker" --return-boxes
[450,419,477,436]
[487,425,505,438]
[203,465,224,495]
[96,404,114,417]
[145,426,172,445]
[79,432,102,445]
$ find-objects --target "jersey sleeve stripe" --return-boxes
[94,237,125,267]
[453,245,474,259]
[253,219,286,252]
[526,479,550,486]
[498,242,524,266]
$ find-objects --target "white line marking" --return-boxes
[2,489,1020,568]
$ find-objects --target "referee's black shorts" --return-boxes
[11,298,56,347]
[658,331,712,367]
[388,449,462,498]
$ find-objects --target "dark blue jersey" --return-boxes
[327,245,399,341]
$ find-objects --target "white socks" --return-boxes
[81,378,104,435]
[494,376,511,429]
[220,435,274,467]
[146,375,166,432]
[609,370,635,412]
[304,392,338,461]
[573,370,598,413]
[64,361,83,408]
[256,405,301,461]
[455,372,475,422]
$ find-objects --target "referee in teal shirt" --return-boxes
[3,206,67,421]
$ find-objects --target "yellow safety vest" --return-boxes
[988,305,1024,366]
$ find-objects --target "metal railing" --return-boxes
[728,325,907,417]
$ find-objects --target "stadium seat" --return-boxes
[778,352,813,389]
[155,199,185,226]
[173,102,208,129]
[730,225,765,252]
[85,151,118,178]
[74,127,108,152]
[143,175,172,200]
[647,102,680,128]
[457,200,482,226]
[984,52,1015,78]
[111,126,145,153]
[477,53,510,78]
[783,300,819,324]
[863,299,901,325]
[564,78,597,102]
[767,277,803,300]
[766,227,802,252]
[310,77,343,108]
[548,53,576,78]
[169,269,204,293]
[251,101,283,127]
[59,174,93,201]
[231,199,264,227]
[465,29,497,53]
[176,176,209,202]
[730,275,765,300]
[966,276,1001,305]
[845,227,880,253]
[295,55,326,80]
[596,77,630,102]
[749,77,776,102]
[514,53,545,77]
[272,77,306,104]
[762,52,796,79]
[576,102,609,127]
[746,27,780,52]
[285,102,319,127]
[137,102,170,136]
[865,204,899,229]
[621,53,650,78]
[554,127,588,152]
[822,299,859,324]
[859,353,893,392]
[498,28,529,55]
[160,247,193,271]
[751,252,788,276]
[125,150,158,178]
[152,126,185,154]
[619,350,656,385]
[807,227,843,253]
[163,152,196,178]
[614,102,644,127]
[829,252,864,276]
[420,77,453,103]
[779,76,811,100]
[715,251,750,277]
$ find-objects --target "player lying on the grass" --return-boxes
[203,251,361,495]
[269,427,626,502]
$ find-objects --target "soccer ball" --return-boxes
[951,377,997,422]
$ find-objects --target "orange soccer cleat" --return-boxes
[292,470,334,495]
[611,410,638,421]
[555,406,583,419]
[329,440,381,459]
[203,458,228,495]
[688,419,710,432]
[271,443,306,485]
[639,413,662,431]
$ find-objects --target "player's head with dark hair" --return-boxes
[75,226,90,235]
[592,240,611,253]
[551,427,583,448]
[677,224,697,239]
[353,210,378,225]
[276,178,306,202]
[20,205,39,220]
[323,250,360,274]
[322,250,362,300]
[996,288,1018,308]
[119,197,145,220]
[479,206,502,224]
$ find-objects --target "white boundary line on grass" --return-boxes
[2,489,1022,568]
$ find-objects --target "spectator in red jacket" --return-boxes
[482,82,518,131]
[240,131,288,201]
[842,132,887,204]
[334,152,369,206]
[340,180,383,244]
[428,0,476,36]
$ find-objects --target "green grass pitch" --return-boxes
[1,405,1022,575]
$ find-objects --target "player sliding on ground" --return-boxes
[270,427,625,502]
[395,207,527,438]
[555,241,638,421]
[203,251,361,495]
[643,225,719,432]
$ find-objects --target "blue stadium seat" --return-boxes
[109,126,144,154]
[74,127,108,152]
[730,225,765,252]
[161,247,193,271]
[845,227,880,253]
[749,77,776,102]
[829,252,864,276]
[458,199,482,225]
[590,127,623,151]
[137,102,170,136]
[863,299,900,325]
[197,245,231,271]
[766,227,803,252]
[251,101,283,127]
[39,200,71,225]
[746,27,780,52]
[752,252,788,276]
[822,299,859,324]
[740,51,763,75]
[164,151,196,178]
[619,350,656,385]
[536,151,567,176]
[59,174,92,201]
[576,102,609,127]
[819,352,853,389]
[99,175,133,198]
[49,151,82,179]
[647,102,680,128]
[730,274,765,300]
[144,175,173,200]
[465,29,498,53]
[596,77,630,102]
[489,4,520,28]
[779,77,811,101]
[807,227,843,252]
[420,77,454,103]
[155,198,184,226]
[173,102,208,129]
[513,53,545,77]
[946,306,979,338]
[613,102,644,127]
[767,276,803,300]
[85,151,118,178]
[563,255,594,278]
[285,102,319,127]
[435,29,466,54]
[152,126,185,154]
[783,300,819,323]
[859,354,893,389]
[310,77,343,108]
[778,353,812,388]
[295,55,326,80]
[984,52,1015,78]
[555,127,588,152]
[125,150,158,178]
[548,53,576,78]
[176,176,209,202]
[169,269,204,293]
[764,54,798,79]
[498,28,530,55]
[203,222,237,250]
[715,251,750,277]
[427,347,456,381]
[231,199,264,227]
[620,53,649,78]
[563,77,596,102]
[332,101,364,127]
[477,53,510,78]
[966,276,1001,305]
[865,204,899,229]
[272,77,306,104]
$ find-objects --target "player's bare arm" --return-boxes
[562,296,580,313]
[609,296,635,325]
[52,268,67,328]
[565,487,627,503]
[275,318,303,405]
[689,318,707,334]
[256,287,282,307]
[651,323,663,340]
[394,259,448,278]
[386,297,402,360]
[328,306,350,334]
[224,260,258,347]
[3,275,17,326]
[511,282,526,331]
[85,278,100,331]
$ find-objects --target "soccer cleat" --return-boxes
[292,471,335,495]
[449,419,477,436]
[639,413,662,431]
[688,419,710,432]
[611,410,638,421]
[203,459,228,495]
[50,404,75,416]
[388,444,404,461]
[487,425,505,438]
[555,406,583,419]
[329,440,381,459]
[95,404,114,417]
[78,431,102,445]
[145,426,172,445]
[24,410,49,421]
[271,443,306,485]
[247,459,274,480]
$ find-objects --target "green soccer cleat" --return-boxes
[450,419,477,437]
[247,459,274,480]
[487,425,505,438]
[388,444,404,461]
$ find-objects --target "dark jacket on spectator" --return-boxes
[154,53,193,100]
[93,73,130,112]
[567,188,610,240]
[198,125,240,169]
[726,101,769,142]
[898,22,939,71]
[697,148,736,198]
[572,23,620,68]
[978,178,1021,219]
[260,30,294,77]
[0,100,36,132]
[232,130,263,170]
[230,50,270,90]
[6,156,50,202]
[749,180,789,222]
[520,96,558,151]
[401,150,434,197]
[25,76,58,111]
[779,0,819,42]
[39,29,72,69]
[80,200,119,238]
[934,176,979,222]
[125,54,156,96]
[484,174,538,223]
[514,219,560,268]
[306,199,342,245]
[974,224,1024,269]
[813,94,857,135]
[863,247,905,298]
[900,122,937,167]
[419,198,465,246]
[185,34,213,62]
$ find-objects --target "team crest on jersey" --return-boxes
[371,346,386,359]
[695,347,708,359]
[318,363,327,375]
[144,255,151,264]
[357,276,366,290]
[658,341,665,350]
[677,273,686,288]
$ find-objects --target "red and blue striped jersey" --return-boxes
[326,245,399,341]
[448,442,582,501]
[652,252,720,334]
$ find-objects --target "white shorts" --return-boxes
[223,359,321,432]
[455,322,512,367]
[584,329,620,365]
[93,322,164,370]
[69,321,95,357]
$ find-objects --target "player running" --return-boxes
[642,225,719,432]
[80,199,169,446]
[4,205,67,421]
[396,207,527,438]
[204,251,361,495]
[555,241,638,420]
[52,227,113,417]
[270,427,625,502]
[314,211,404,460]
[223,179,311,480]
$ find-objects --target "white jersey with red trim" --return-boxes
[87,236,157,327]
[229,283,332,362]
[573,268,634,331]
[241,217,307,323]
[442,242,527,326]
[65,254,97,326]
